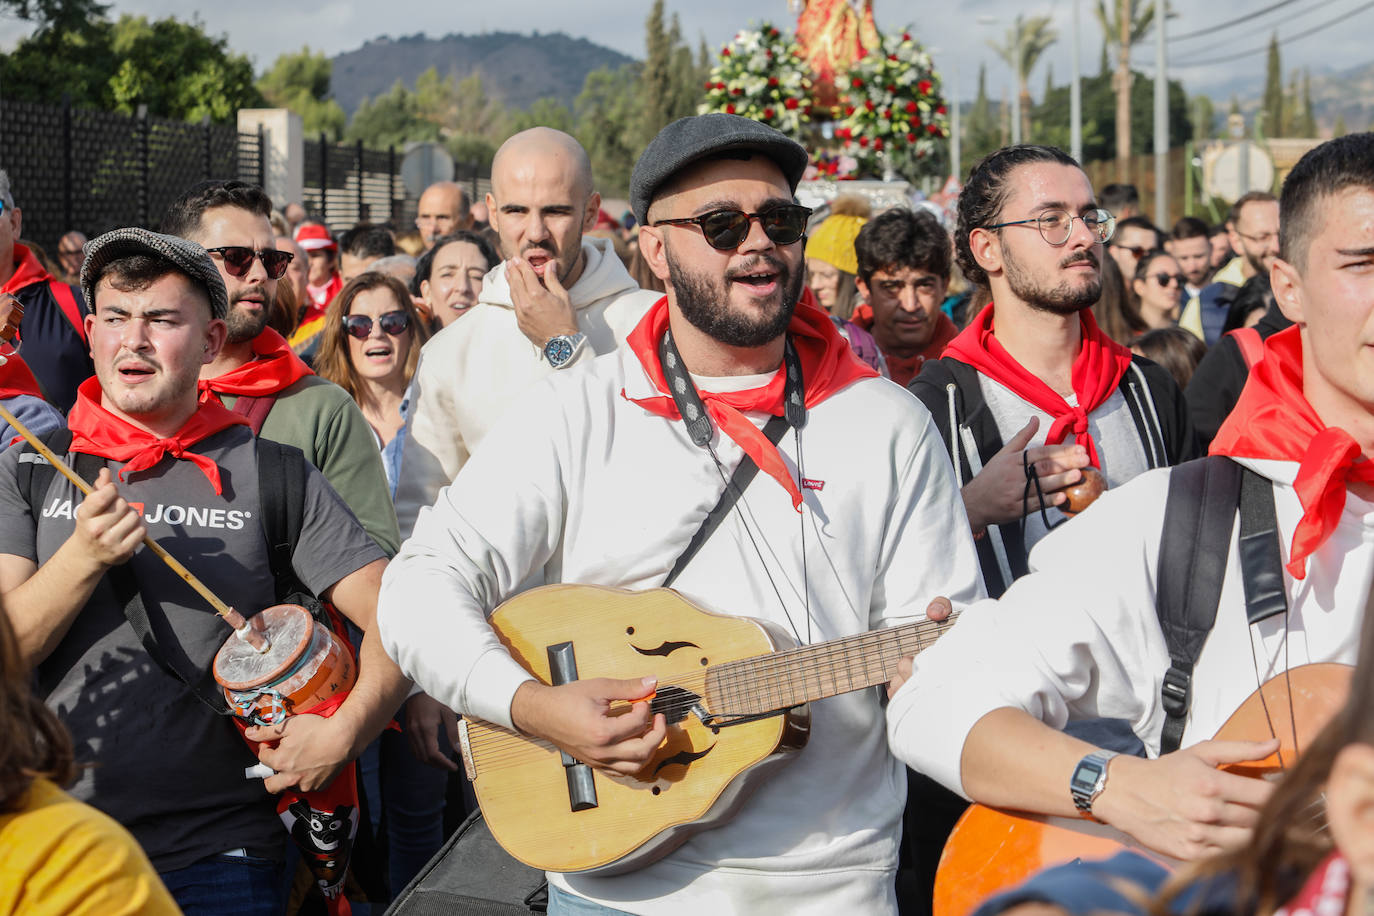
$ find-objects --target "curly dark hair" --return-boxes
[955,144,1080,288]
[854,207,951,285]
[0,603,75,811]
[161,179,273,239]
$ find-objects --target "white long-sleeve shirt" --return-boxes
[379,344,985,914]
[887,458,1372,800]
[393,236,661,537]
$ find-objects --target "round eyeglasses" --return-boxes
[986,208,1116,246]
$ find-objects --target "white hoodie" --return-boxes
[395,236,660,537]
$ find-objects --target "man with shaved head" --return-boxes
[394,127,660,538]
[415,180,472,250]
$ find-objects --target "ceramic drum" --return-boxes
[213,603,357,725]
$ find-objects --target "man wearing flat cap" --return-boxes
[0,228,410,915]
[379,114,982,914]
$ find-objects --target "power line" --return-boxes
[1168,0,1306,41]
[1169,0,1374,67]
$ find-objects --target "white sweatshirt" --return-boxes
[393,236,661,537]
[887,458,1373,799]
[379,345,985,914]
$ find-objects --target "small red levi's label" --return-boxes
[801,478,825,491]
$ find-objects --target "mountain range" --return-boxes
[329,31,636,115]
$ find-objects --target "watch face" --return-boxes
[1071,760,1100,793]
[546,338,574,366]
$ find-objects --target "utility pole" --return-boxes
[1154,0,1169,225]
[1071,0,1083,162]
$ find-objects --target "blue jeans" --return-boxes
[160,853,285,916]
[356,700,450,901]
[547,884,638,915]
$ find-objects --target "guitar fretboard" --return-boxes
[704,614,957,717]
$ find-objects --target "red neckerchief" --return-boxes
[199,327,314,401]
[0,244,53,297]
[0,354,46,400]
[942,303,1133,468]
[850,310,959,388]
[305,273,342,317]
[68,377,249,494]
[1275,852,1349,916]
[623,296,878,510]
[1210,326,1374,580]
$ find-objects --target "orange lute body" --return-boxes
[932,662,1353,916]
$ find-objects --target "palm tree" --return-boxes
[1095,0,1156,182]
[987,15,1058,144]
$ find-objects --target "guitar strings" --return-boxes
[462,614,961,768]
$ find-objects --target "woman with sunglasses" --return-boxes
[1131,250,1186,332]
[315,273,430,500]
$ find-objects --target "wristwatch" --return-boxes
[543,332,586,369]
[1069,749,1119,821]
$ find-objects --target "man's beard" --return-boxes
[667,252,802,348]
[1243,245,1271,276]
[1003,244,1102,316]
[226,289,271,344]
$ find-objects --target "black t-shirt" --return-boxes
[0,425,384,870]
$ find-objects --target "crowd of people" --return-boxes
[1,115,1372,916]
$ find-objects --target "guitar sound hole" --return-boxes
[650,684,701,725]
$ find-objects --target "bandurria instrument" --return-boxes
[457,584,956,875]
[931,662,1353,916]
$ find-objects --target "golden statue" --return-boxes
[791,0,881,105]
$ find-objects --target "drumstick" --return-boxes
[0,398,271,653]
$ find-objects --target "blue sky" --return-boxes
[2,0,1370,102]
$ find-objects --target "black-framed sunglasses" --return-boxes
[1152,272,1185,287]
[652,204,813,250]
[987,208,1115,246]
[205,246,294,280]
[1113,244,1150,260]
[342,310,410,340]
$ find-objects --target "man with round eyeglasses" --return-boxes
[910,144,1198,600]
[379,113,983,915]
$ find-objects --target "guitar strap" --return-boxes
[660,329,803,589]
[1155,456,1286,754]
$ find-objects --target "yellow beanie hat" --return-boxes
[804,195,872,276]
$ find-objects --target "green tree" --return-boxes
[1297,69,1317,137]
[0,12,261,122]
[505,98,575,135]
[1189,94,1215,142]
[106,15,263,121]
[0,0,107,32]
[963,63,1002,176]
[1261,33,1283,138]
[346,80,437,148]
[575,64,642,195]
[1096,0,1156,181]
[987,14,1058,142]
[257,47,347,136]
[1031,68,1188,162]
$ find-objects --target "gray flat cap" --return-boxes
[81,228,228,320]
[630,113,810,225]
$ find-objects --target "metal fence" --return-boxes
[301,134,490,236]
[0,95,264,255]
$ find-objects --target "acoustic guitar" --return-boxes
[931,662,1353,916]
[455,583,955,875]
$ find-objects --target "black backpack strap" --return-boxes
[16,428,74,517]
[663,414,790,589]
[254,437,311,602]
[1238,466,1288,624]
[1155,456,1243,754]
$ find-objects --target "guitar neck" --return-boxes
[705,613,958,717]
